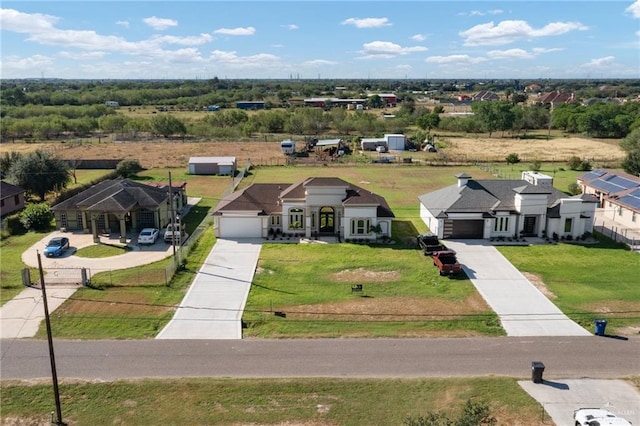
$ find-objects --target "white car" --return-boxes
[574,408,632,426]
[138,228,159,245]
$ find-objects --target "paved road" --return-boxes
[2,336,638,381]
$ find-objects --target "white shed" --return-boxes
[385,134,406,151]
[188,157,237,175]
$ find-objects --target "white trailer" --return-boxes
[281,140,295,155]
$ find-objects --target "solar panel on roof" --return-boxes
[591,180,626,193]
[607,176,638,190]
[582,170,607,180]
[618,188,640,210]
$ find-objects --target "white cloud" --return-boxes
[460,20,588,46]
[214,27,255,36]
[283,24,298,30]
[116,20,129,29]
[1,54,53,70]
[341,17,391,28]
[0,8,58,33]
[208,50,280,68]
[358,41,427,59]
[143,16,178,31]
[425,55,487,64]
[488,9,503,15]
[303,59,338,66]
[625,0,640,18]
[532,47,564,54]
[150,34,213,46]
[411,34,426,42]
[459,9,503,17]
[487,48,533,59]
[59,51,106,59]
[582,56,616,68]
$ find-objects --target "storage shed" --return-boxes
[188,157,237,176]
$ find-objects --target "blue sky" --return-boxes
[1,1,639,80]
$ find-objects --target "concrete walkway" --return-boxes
[156,239,262,340]
[444,240,591,337]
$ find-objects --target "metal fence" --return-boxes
[593,218,640,251]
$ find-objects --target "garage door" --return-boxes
[218,217,262,238]
[451,220,484,238]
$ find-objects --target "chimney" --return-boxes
[456,173,471,187]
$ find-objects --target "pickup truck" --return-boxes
[573,408,632,426]
[432,250,462,276]
[416,233,446,256]
[164,223,186,244]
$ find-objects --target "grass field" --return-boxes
[0,377,551,425]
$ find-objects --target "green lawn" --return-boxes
[0,231,51,304]
[0,377,549,426]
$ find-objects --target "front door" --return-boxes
[523,216,536,236]
[319,206,334,234]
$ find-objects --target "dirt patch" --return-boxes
[281,293,490,322]
[522,272,556,299]
[331,267,400,283]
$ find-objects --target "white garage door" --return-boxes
[218,217,262,238]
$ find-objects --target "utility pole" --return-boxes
[168,171,178,266]
[37,252,66,426]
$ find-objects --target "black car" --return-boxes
[416,233,446,256]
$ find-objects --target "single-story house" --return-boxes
[51,178,187,243]
[471,91,499,101]
[188,157,237,176]
[212,177,394,240]
[418,172,598,240]
[578,169,640,230]
[0,181,26,217]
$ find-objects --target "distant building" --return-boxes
[188,157,237,176]
[236,101,265,110]
[105,101,119,107]
[0,181,26,217]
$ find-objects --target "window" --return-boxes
[564,218,573,233]
[351,218,370,235]
[14,194,20,204]
[60,212,68,228]
[493,216,509,232]
[0,199,4,208]
[633,212,637,223]
[289,208,304,229]
[270,215,280,226]
[76,212,84,229]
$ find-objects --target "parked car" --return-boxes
[432,250,462,276]
[416,233,446,255]
[164,223,186,243]
[138,228,159,245]
[573,408,632,425]
[43,237,70,257]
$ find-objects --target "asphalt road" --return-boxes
[2,336,639,381]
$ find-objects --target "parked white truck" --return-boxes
[573,408,632,426]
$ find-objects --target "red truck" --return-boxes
[432,250,462,276]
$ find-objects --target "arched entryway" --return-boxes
[319,206,335,234]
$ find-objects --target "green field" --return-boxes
[0,377,550,425]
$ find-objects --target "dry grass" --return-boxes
[0,133,624,169]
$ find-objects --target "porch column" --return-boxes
[81,211,89,233]
[118,214,127,243]
[90,214,100,243]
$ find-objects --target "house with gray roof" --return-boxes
[0,181,26,217]
[418,172,597,240]
[212,177,394,239]
[51,178,186,243]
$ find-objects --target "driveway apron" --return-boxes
[444,240,590,337]
[156,239,262,340]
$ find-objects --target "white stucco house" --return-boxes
[418,172,598,240]
[212,177,394,240]
[578,169,640,231]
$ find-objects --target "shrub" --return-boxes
[530,159,542,171]
[2,213,26,236]
[505,153,520,165]
[567,155,582,170]
[19,203,53,230]
[116,159,144,178]
[568,182,582,195]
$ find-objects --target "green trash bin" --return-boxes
[595,319,608,336]
[531,361,545,383]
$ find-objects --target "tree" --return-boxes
[19,203,53,231]
[116,159,144,178]
[149,114,187,137]
[620,128,640,175]
[416,113,440,132]
[8,150,69,201]
[505,153,520,166]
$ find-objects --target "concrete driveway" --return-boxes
[1,230,173,339]
[156,238,262,340]
[444,240,591,337]
[520,379,640,426]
